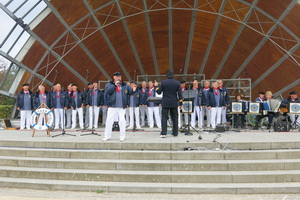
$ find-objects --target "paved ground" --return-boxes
[0,188,299,200]
[0,126,299,145]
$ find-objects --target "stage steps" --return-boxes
[0,146,300,194]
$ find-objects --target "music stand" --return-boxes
[180,89,199,136]
[288,102,300,131]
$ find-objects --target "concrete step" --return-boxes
[1,156,300,171]
[1,177,300,194]
[1,139,300,150]
[1,166,300,183]
[1,147,300,160]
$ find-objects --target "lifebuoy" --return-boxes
[30,108,54,130]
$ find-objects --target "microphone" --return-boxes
[179,69,182,74]
[87,70,90,75]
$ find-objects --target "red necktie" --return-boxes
[215,90,219,95]
[116,85,121,93]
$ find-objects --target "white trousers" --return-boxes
[104,107,126,139]
[125,108,130,126]
[54,109,64,129]
[289,114,300,125]
[191,106,203,128]
[85,107,90,127]
[202,106,211,127]
[211,107,223,128]
[221,107,227,124]
[20,110,32,129]
[140,105,148,126]
[129,107,140,128]
[148,107,161,128]
[89,106,100,128]
[102,106,107,125]
[65,109,72,128]
[72,107,84,129]
[178,109,188,128]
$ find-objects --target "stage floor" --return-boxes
[0,126,299,151]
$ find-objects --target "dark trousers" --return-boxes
[233,114,246,128]
[161,107,178,136]
[256,112,277,126]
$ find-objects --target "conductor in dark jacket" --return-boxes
[155,70,183,138]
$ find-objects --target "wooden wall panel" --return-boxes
[217,23,264,79]
[125,13,156,76]
[88,0,112,10]
[240,40,284,80]
[188,12,217,75]
[103,20,140,80]
[148,10,169,74]
[33,13,65,47]
[252,58,300,98]
[22,42,48,70]
[282,5,300,37]
[172,10,193,74]
[51,0,89,26]
[81,30,120,80]
[256,0,291,19]
[203,17,241,78]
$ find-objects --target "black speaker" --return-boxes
[112,122,120,131]
[216,125,226,132]
[274,122,290,132]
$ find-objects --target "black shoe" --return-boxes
[252,126,259,130]
[267,125,271,130]
[172,134,178,137]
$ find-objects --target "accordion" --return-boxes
[265,99,281,112]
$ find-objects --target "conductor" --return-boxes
[155,70,183,138]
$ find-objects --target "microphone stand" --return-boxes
[52,97,76,137]
[81,90,101,136]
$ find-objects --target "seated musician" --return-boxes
[255,92,265,102]
[254,91,277,130]
[281,91,300,127]
[233,93,246,129]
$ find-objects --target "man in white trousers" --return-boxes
[84,82,93,128]
[207,82,226,129]
[70,84,85,130]
[127,81,141,129]
[17,83,33,130]
[103,72,136,141]
[50,83,68,130]
[65,84,73,129]
[190,80,203,129]
[201,81,211,128]
[217,80,230,125]
[146,81,161,129]
[139,81,148,127]
[179,80,188,128]
[86,82,103,129]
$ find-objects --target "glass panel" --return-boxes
[0,55,11,87]
[0,0,10,5]
[0,25,23,53]
[8,31,30,57]
[22,1,47,24]
[6,0,25,11]
[0,63,20,92]
[0,9,16,44]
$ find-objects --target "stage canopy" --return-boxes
[0,0,300,99]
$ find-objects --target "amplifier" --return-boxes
[273,122,290,132]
